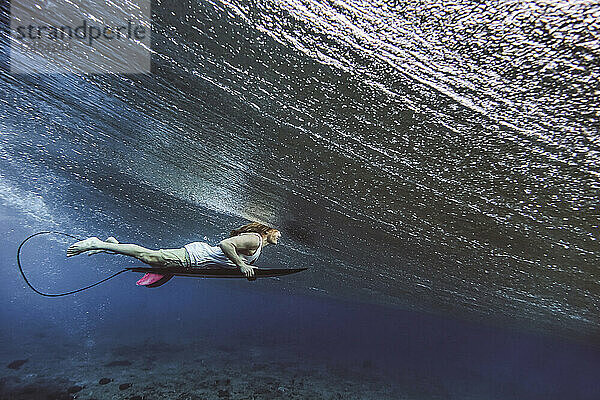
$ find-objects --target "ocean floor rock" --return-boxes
[46,391,72,400]
[67,384,83,393]
[1,383,71,400]
[6,360,28,370]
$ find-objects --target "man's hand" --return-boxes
[219,235,261,277]
[239,263,257,278]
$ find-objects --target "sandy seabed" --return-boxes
[1,335,413,400]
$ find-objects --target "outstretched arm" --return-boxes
[219,235,260,277]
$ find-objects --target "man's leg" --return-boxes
[66,237,166,266]
[87,237,119,255]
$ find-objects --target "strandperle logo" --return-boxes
[10,0,151,74]
[13,19,147,47]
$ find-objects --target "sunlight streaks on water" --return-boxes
[1,0,598,340]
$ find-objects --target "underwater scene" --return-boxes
[1,0,599,399]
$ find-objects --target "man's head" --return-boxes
[230,222,280,245]
[265,229,281,245]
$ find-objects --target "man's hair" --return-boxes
[230,222,276,237]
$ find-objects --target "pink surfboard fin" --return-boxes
[136,273,174,288]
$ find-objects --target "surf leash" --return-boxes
[17,231,128,297]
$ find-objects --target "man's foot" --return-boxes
[87,237,119,256]
[66,237,103,257]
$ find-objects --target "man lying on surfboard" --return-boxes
[66,222,280,279]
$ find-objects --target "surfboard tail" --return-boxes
[136,273,174,288]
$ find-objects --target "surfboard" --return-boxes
[127,266,308,287]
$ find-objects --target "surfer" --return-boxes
[66,222,280,278]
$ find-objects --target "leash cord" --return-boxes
[17,231,128,297]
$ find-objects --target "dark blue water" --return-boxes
[1,0,599,398]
